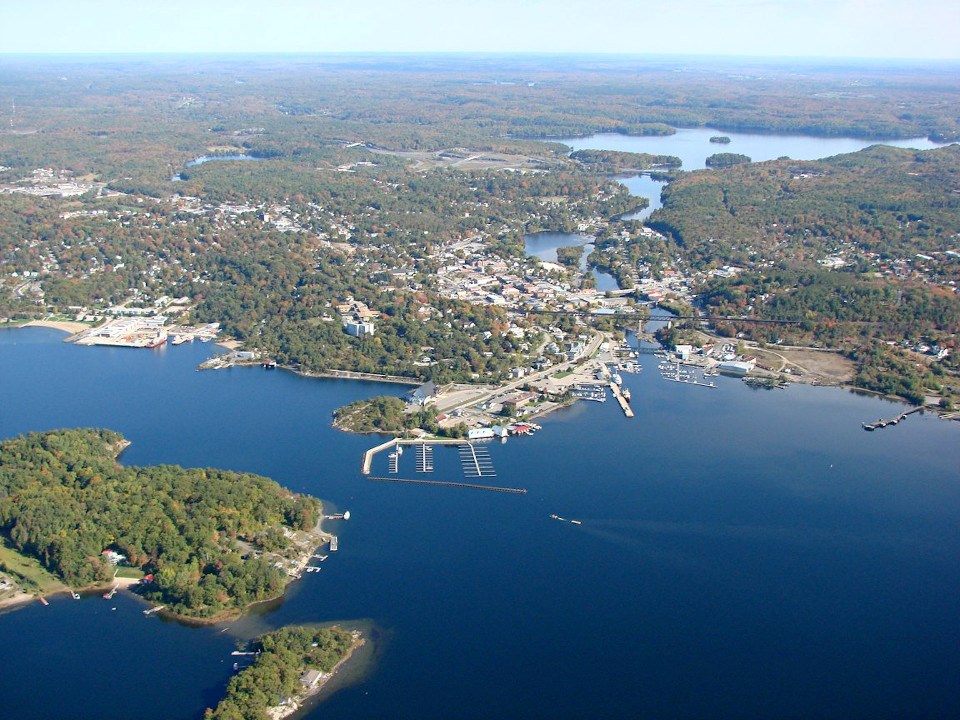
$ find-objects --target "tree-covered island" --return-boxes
[705,152,752,168]
[0,429,327,619]
[206,625,362,720]
[570,149,682,174]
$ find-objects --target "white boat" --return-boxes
[612,373,623,385]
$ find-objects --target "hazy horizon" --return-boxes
[5,0,959,61]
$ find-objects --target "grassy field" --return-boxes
[113,566,145,580]
[0,541,67,595]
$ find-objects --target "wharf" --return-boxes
[862,407,921,431]
[609,382,634,418]
[368,476,527,494]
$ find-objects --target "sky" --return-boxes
[3,0,959,60]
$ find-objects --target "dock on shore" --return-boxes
[862,407,921,431]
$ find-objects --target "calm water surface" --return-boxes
[559,129,953,221]
[524,232,619,291]
[2,327,959,719]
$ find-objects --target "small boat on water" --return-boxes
[622,388,632,403]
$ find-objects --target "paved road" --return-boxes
[441,330,607,415]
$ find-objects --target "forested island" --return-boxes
[570,149,682,173]
[0,429,325,619]
[206,625,360,720]
[705,152,751,167]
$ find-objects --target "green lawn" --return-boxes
[0,541,67,595]
[113,566,145,580]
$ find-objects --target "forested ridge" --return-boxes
[0,429,321,617]
[649,144,960,267]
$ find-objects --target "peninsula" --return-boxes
[0,429,328,620]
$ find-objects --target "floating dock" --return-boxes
[416,443,434,472]
[368,476,527,494]
[459,443,496,477]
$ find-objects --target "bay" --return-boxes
[2,327,959,719]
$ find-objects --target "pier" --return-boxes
[368,476,527,494]
[361,437,466,475]
[459,443,496,477]
[609,382,634,418]
[862,407,921,431]
[416,443,434,472]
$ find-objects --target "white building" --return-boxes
[345,321,375,337]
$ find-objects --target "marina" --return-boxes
[658,361,717,389]
[571,384,607,402]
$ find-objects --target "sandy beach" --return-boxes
[22,319,91,334]
[0,591,36,614]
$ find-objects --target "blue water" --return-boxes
[560,129,953,221]
[2,327,959,719]
[172,155,261,181]
[524,232,620,291]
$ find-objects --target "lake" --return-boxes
[171,155,261,182]
[557,128,953,221]
[2,327,959,720]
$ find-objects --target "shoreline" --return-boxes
[0,514,332,624]
[267,633,367,720]
[0,591,35,614]
[0,573,142,615]
[152,514,334,626]
[16,319,92,334]
[9,322,954,430]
